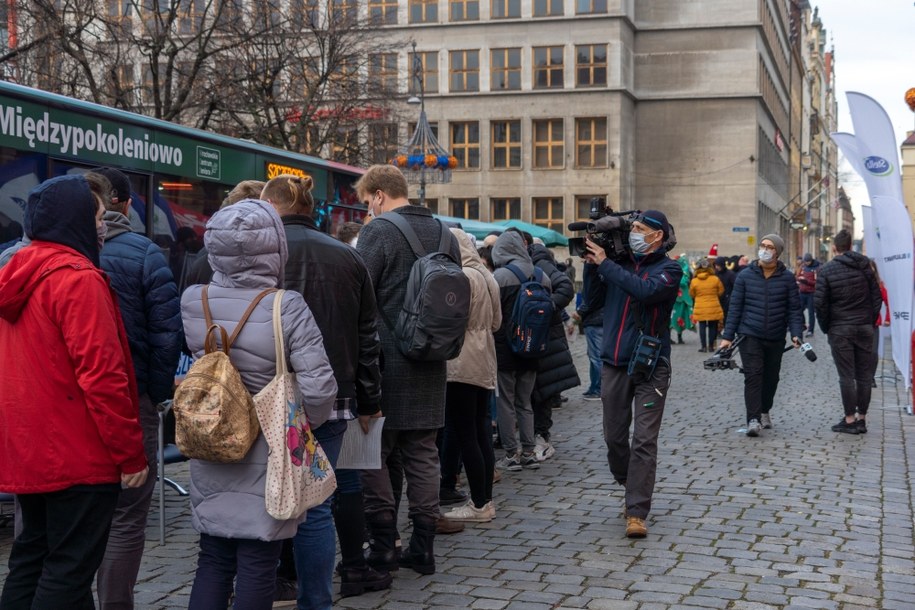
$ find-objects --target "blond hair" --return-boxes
[221,180,267,209]
[261,174,315,214]
[353,165,409,200]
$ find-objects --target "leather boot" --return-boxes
[399,516,436,575]
[365,516,400,573]
[339,566,393,598]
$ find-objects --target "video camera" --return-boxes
[567,197,635,262]
[703,335,744,371]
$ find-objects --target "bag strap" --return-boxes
[506,263,542,285]
[375,213,428,258]
[201,285,278,354]
[271,290,288,376]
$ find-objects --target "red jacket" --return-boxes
[0,241,147,493]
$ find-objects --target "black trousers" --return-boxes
[441,383,495,508]
[698,321,718,350]
[828,324,876,417]
[738,336,786,423]
[1,484,119,610]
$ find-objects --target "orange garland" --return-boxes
[906,88,915,112]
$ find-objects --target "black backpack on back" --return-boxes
[376,214,471,361]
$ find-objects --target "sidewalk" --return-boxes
[2,330,914,609]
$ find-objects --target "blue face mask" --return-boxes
[629,231,656,255]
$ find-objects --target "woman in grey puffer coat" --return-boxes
[181,199,337,609]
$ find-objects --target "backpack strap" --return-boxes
[201,285,277,354]
[375,213,428,258]
[505,263,542,285]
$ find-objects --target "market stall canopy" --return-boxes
[494,219,569,247]
[434,215,506,240]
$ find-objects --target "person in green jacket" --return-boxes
[669,255,694,344]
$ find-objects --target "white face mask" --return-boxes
[758,248,774,263]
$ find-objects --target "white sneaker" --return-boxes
[482,500,496,520]
[760,413,772,429]
[533,434,555,462]
[746,419,761,437]
[443,500,493,523]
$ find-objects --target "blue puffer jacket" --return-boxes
[721,260,804,342]
[597,250,682,366]
[100,211,181,404]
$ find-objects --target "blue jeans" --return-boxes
[293,419,346,610]
[584,325,604,395]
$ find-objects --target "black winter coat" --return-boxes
[529,244,580,404]
[722,260,804,342]
[577,262,606,328]
[813,251,881,334]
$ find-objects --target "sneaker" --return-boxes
[482,500,496,519]
[533,434,555,462]
[625,516,647,538]
[855,419,867,434]
[831,419,859,435]
[520,452,540,469]
[435,516,465,534]
[439,487,467,506]
[496,453,521,472]
[273,577,298,606]
[443,500,492,523]
[582,391,601,401]
[760,413,772,429]
[806,331,814,338]
[746,419,761,437]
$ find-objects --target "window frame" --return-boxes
[450,197,480,220]
[575,117,608,168]
[449,49,480,93]
[449,0,479,21]
[450,121,481,169]
[490,48,521,91]
[369,52,399,93]
[409,0,438,23]
[533,0,563,17]
[491,0,521,19]
[532,118,564,169]
[490,119,522,170]
[532,46,564,89]
[408,51,439,95]
[532,196,564,233]
[576,0,608,14]
[368,0,399,25]
[491,197,521,221]
[575,44,608,87]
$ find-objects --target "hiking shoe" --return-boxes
[760,413,772,429]
[496,453,521,472]
[855,419,867,434]
[520,452,540,469]
[439,487,467,506]
[443,500,492,523]
[533,434,555,462]
[435,516,465,535]
[582,391,601,401]
[831,419,859,435]
[625,516,647,538]
[746,419,761,437]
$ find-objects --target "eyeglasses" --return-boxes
[760,244,777,251]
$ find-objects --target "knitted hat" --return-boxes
[708,243,718,257]
[634,209,670,240]
[760,233,784,257]
[803,252,813,262]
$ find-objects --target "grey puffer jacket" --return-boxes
[181,199,337,541]
[492,231,552,371]
[446,229,501,390]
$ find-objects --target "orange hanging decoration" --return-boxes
[906,88,915,112]
[424,154,437,167]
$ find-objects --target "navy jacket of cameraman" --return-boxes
[597,251,682,366]
[721,260,804,342]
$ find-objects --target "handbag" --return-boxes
[254,290,337,520]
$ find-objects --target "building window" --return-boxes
[410,0,437,23]
[491,0,520,18]
[332,126,360,165]
[108,0,133,34]
[575,195,604,220]
[532,119,564,168]
[291,0,320,27]
[409,51,439,94]
[576,0,607,14]
[410,198,439,213]
[369,53,398,92]
[449,0,478,21]
[331,0,358,24]
[534,0,563,17]
[370,123,398,164]
[533,197,564,233]
[450,121,480,169]
[575,117,607,168]
[450,198,480,220]
[177,0,205,35]
[449,50,480,93]
[490,48,521,91]
[408,121,438,141]
[533,46,564,89]
[576,44,607,87]
[368,0,398,25]
[491,197,520,221]
[491,120,521,169]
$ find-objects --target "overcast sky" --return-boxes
[821,0,914,232]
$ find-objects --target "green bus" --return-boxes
[0,79,365,255]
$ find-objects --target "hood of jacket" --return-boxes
[528,243,555,266]
[0,241,95,324]
[205,198,287,289]
[833,250,870,271]
[492,230,533,276]
[26,175,100,267]
[695,268,711,280]
[103,210,133,241]
[451,227,487,271]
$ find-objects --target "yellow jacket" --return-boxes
[689,269,724,322]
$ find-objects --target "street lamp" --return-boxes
[391,41,456,206]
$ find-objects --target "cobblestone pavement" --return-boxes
[2,330,914,609]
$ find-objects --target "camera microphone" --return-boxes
[567,221,591,232]
[800,342,817,362]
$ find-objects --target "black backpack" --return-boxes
[376,214,471,361]
[505,263,553,358]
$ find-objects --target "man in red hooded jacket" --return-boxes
[0,174,148,608]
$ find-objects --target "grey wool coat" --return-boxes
[181,199,337,541]
[356,205,461,430]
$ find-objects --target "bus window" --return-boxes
[0,148,44,247]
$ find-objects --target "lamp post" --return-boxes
[392,41,456,206]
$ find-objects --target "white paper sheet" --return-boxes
[336,417,385,470]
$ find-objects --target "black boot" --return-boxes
[399,516,436,575]
[339,566,393,598]
[365,516,400,573]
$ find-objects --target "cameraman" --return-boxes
[719,234,803,437]
[583,210,681,539]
